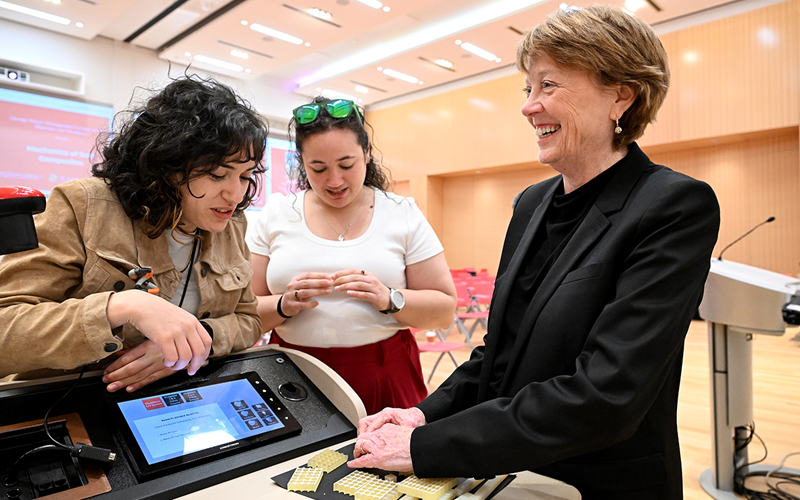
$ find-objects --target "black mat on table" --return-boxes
[272,443,515,499]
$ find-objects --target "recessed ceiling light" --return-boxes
[355,0,382,8]
[383,6,390,12]
[355,85,369,94]
[376,67,383,71]
[382,68,418,84]
[434,59,453,68]
[245,68,252,73]
[559,3,568,9]
[304,42,311,47]
[0,0,70,25]
[308,8,332,20]
[623,0,647,12]
[185,52,191,57]
[193,54,243,72]
[231,49,248,59]
[75,22,84,28]
[249,24,303,45]
[296,0,547,88]
[241,20,248,25]
[455,40,462,45]
[459,42,498,62]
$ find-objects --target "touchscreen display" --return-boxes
[114,372,302,475]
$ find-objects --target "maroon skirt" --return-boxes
[270,329,428,415]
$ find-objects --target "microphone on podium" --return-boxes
[717,216,775,261]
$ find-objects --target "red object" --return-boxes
[412,328,462,384]
[270,330,428,415]
[0,186,46,215]
[0,186,45,200]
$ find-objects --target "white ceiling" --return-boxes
[0,0,767,108]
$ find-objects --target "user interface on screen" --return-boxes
[114,372,301,475]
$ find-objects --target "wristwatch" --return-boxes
[379,287,405,314]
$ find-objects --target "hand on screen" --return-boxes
[106,290,212,375]
[102,340,176,392]
[357,407,427,435]
[331,269,391,311]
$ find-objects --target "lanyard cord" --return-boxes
[178,236,199,309]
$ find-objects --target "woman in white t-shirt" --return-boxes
[246,97,457,414]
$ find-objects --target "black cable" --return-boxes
[734,424,800,500]
[43,365,87,449]
[6,445,69,480]
[6,364,116,485]
[178,233,199,309]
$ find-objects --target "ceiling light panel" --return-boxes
[0,0,139,39]
[158,0,420,81]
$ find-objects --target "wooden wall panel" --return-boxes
[670,0,799,140]
[438,130,800,276]
[646,130,800,275]
[439,167,556,272]
[638,32,681,146]
[369,74,539,181]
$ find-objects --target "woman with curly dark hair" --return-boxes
[0,76,268,393]
[246,97,457,414]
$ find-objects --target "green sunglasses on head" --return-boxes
[292,99,362,125]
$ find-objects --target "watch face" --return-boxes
[392,289,405,310]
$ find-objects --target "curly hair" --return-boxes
[288,96,390,192]
[516,5,669,149]
[91,75,268,238]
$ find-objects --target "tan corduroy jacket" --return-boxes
[0,177,261,377]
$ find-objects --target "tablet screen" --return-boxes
[114,372,302,477]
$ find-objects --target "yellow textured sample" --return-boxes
[396,475,458,500]
[354,479,400,500]
[307,448,348,473]
[287,467,323,492]
[333,470,381,495]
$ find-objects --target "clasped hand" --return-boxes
[281,269,392,316]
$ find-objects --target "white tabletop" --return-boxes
[178,438,581,500]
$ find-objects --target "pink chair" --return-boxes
[412,328,462,383]
[470,280,495,311]
[445,283,489,349]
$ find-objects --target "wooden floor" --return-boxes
[413,319,800,499]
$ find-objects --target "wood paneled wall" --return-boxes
[368,0,800,275]
[647,129,800,274]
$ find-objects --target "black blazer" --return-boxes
[413,144,720,500]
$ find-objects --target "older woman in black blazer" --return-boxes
[349,6,720,500]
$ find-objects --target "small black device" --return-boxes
[782,294,800,325]
[112,372,302,478]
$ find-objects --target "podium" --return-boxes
[697,258,799,499]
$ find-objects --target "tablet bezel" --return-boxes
[111,371,302,478]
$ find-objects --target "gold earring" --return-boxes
[614,119,622,135]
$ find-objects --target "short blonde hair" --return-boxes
[516,5,669,149]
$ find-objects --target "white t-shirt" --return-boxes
[246,188,444,347]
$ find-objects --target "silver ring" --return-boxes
[295,290,299,300]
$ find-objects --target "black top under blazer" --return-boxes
[413,143,721,500]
